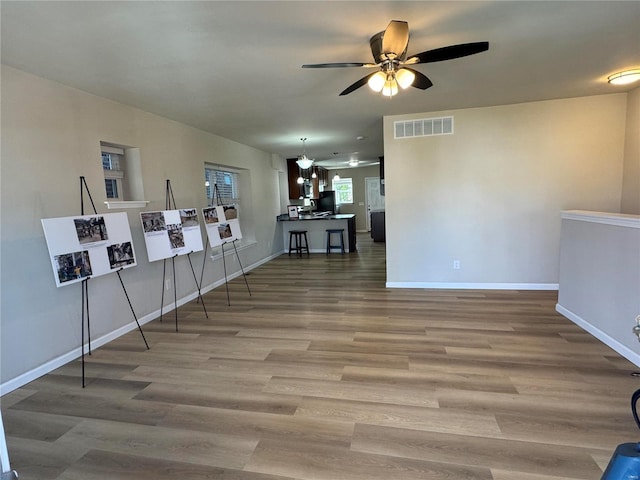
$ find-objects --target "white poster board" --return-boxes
[202,204,242,248]
[41,212,137,288]
[140,208,203,262]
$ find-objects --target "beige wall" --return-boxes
[621,86,640,214]
[0,66,285,388]
[384,94,628,287]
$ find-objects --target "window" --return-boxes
[99,142,147,208]
[101,147,125,200]
[105,178,119,199]
[332,178,353,205]
[204,163,256,250]
[205,165,239,205]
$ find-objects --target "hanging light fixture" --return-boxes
[333,172,340,182]
[296,138,314,169]
[367,60,415,98]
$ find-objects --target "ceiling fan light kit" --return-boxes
[302,20,489,98]
[383,79,399,97]
[396,68,416,89]
[368,71,386,92]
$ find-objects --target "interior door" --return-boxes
[365,177,385,231]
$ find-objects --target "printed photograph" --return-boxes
[74,216,108,244]
[223,205,238,220]
[55,251,92,284]
[141,212,166,233]
[179,208,199,227]
[107,242,135,269]
[203,207,219,224]
[167,223,185,249]
[218,223,232,241]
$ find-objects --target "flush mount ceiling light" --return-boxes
[348,159,359,167]
[296,138,314,169]
[608,69,640,85]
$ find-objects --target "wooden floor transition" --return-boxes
[2,233,639,480]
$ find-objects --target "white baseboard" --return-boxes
[0,251,283,395]
[556,303,640,367]
[386,282,559,290]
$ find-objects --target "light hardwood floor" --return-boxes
[3,234,639,479]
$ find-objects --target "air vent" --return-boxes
[394,116,454,139]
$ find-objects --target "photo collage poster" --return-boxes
[140,208,204,262]
[41,212,137,288]
[202,204,242,248]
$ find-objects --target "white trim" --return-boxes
[0,250,282,395]
[556,303,640,367]
[209,239,257,261]
[101,145,125,155]
[561,210,640,228]
[104,200,149,209]
[385,282,559,290]
[0,410,11,474]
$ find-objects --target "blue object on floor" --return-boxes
[601,443,640,479]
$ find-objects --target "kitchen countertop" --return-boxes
[278,213,355,221]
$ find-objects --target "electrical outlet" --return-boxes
[453,260,461,270]
[165,278,171,291]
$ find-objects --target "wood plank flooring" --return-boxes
[3,234,640,480]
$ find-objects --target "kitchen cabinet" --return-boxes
[287,158,328,200]
[370,210,385,242]
[287,158,303,200]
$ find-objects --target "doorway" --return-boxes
[365,177,385,231]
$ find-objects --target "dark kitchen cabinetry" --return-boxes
[370,210,385,242]
[287,158,303,200]
[287,158,328,200]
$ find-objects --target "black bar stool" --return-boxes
[288,230,310,256]
[325,228,345,255]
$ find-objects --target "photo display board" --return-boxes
[202,204,242,248]
[140,208,204,262]
[42,212,137,288]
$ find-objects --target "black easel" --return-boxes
[78,176,149,388]
[198,184,251,306]
[159,180,208,331]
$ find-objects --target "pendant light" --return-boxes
[296,138,314,169]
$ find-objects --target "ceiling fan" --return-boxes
[302,20,489,97]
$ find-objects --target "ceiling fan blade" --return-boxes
[381,20,409,56]
[406,41,489,64]
[302,62,376,68]
[404,68,433,90]
[339,72,378,96]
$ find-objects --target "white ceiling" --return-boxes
[2,1,639,170]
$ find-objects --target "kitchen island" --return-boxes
[278,213,356,253]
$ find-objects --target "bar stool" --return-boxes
[325,228,345,255]
[288,230,310,256]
